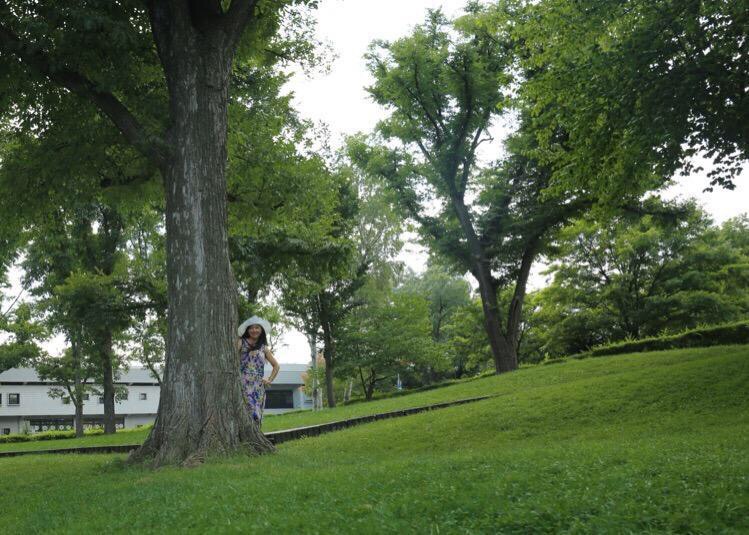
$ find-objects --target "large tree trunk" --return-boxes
[450,195,518,374]
[129,7,272,466]
[505,239,539,359]
[475,272,518,374]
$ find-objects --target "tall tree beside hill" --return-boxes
[0,1,317,465]
[350,9,595,374]
[515,0,748,194]
[530,205,749,358]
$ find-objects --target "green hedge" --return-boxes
[0,428,104,444]
[0,424,151,444]
[570,320,749,360]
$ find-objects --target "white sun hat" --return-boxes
[237,316,271,338]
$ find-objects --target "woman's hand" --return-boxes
[262,378,272,387]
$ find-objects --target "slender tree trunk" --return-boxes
[74,401,84,438]
[307,334,321,411]
[358,368,367,399]
[455,359,465,379]
[102,333,116,434]
[319,306,337,408]
[324,359,335,408]
[129,9,272,466]
[71,336,84,437]
[365,373,376,401]
[344,378,354,403]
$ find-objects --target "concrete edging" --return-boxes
[0,395,493,458]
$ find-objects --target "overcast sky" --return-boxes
[3,0,747,364]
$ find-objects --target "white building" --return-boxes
[0,364,310,435]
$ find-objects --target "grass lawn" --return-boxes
[1,345,747,533]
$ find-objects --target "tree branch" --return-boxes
[410,61,445,143]
[225,0,261,51]
[0,17,169,170]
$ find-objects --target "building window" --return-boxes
[98,397,105,404]
[83,394,90,401]
[139,393,147,400]
[266,390,294,409]
[2,428,10,435]
[79,416,125,430]
[28,417,74,432]
[0,393,2,405]
[8,393,20,406]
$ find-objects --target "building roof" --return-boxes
[0,363,309,386]
[0,367,160,385]
[271,363,308,386]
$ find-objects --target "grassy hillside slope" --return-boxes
[1,345,747,532]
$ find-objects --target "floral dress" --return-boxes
[240,339,267,424]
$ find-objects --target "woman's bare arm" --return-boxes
[263,348,280,386]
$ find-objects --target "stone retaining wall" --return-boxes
[0,395,493,458]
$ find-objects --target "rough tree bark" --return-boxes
[451,194,519,373]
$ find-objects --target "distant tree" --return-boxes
[398,263,471,383]
[400,263,471,343]
[119,206,168,385]
[125,316,165,385]
[442,298,492,377]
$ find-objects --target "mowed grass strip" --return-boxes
[3,344,742,454]
[1,345,747,533]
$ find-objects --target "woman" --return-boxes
[236,316,280,426]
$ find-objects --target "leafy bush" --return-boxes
[569,320,749,359]
[0,424,152,444]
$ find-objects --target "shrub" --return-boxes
[0,424,152,444]
[570,320,749,359]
